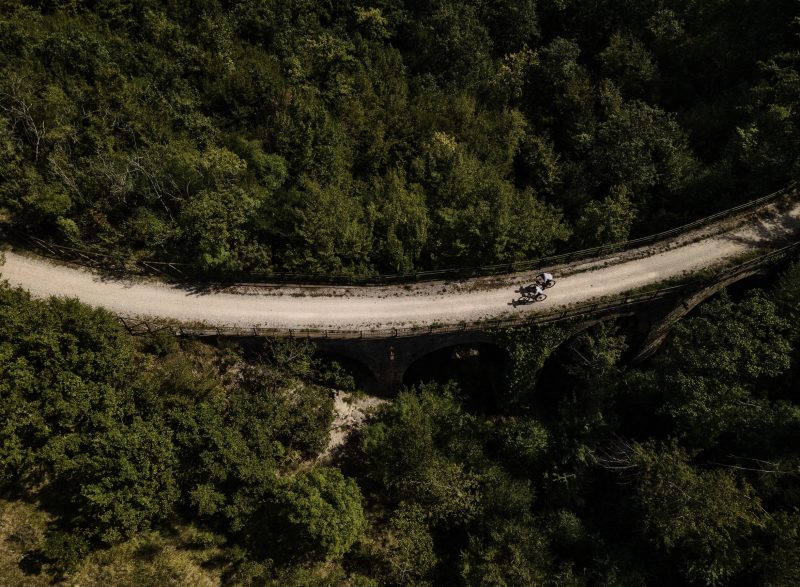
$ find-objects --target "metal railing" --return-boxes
[5,182,798,286]
[116,240,800,340]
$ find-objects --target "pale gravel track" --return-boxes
[2,198,800,331]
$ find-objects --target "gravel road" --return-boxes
[2,199,800,331]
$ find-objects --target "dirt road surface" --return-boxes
[2,199,800,331]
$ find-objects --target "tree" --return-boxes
[574,184,636,246]
[598,32,659,100]
[408,3,493,89]
[421,134,569,266]
[0,287,141,487]
[370,170,429,273]
[515,133,562,196]
[478,0,540,55]
[663,292,791,383]
[629,441,765,586]
[179,186,272,272]
[360,385,483,525]
[775,261,800,340]
[498,323,572,405]
[460,519,556,586]
[635,292,795,448]
[381,504,437,585]
[589,100,697,202]
[529,37,595,147]
[255,468,365,561]
[496,417,549,473]
[276,178,373,275]
[65,418,180,544]
[735,53,800,192]
[169,357,334,533]
[757,512,800,587]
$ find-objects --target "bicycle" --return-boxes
[534,275,556,289]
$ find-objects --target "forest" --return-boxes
[2,251,800,586]
[0,0,798,276]
[1,1,800,586]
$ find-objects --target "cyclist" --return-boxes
[538,272,555,287]
[526,283,544,299]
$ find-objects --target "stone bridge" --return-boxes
[311,247,795,390]
[1,183,799,390]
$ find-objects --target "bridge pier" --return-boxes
[315,330,499,393]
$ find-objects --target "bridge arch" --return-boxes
[402,341,508,400]
[631,264,775,362]
[315,330,502,393]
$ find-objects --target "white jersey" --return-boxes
[542,272,553,283]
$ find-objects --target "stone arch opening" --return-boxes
[402,342,508,411]
[531,317,633,409]
[312,347,388,396]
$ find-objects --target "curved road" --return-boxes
[2,197,800,332]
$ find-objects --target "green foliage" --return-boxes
[459,519,555,587]
[498,323,572,404]
[589,100,697,202]
[631,441,765,585]
[650,292,795,447]
[370,170,429,273]
[179,186,271,272]
[0,283,338,574]
[2,1,800,583]
[665,292,791,381]
[775,260,800,340]
[68,418,180,544]
[277,178,373,275]
[599,33,659,100]
[42,530,90,576]
[496,417,549,472]
[574,184,637,247]
[3,0,793,277]
[0,286,140,488]
[757,512,800,587]
[256,468,365,562]
[361,384,483,525]
[170,357,334,532]
[381,503,437,585]
[3,272,800,584]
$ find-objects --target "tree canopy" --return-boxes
[0,0,796,277]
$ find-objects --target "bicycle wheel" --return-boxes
[535,293,547,302]
[544,280,556,289]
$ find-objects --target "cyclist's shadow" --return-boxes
[510,286,547,307]
[510,295,534,308]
